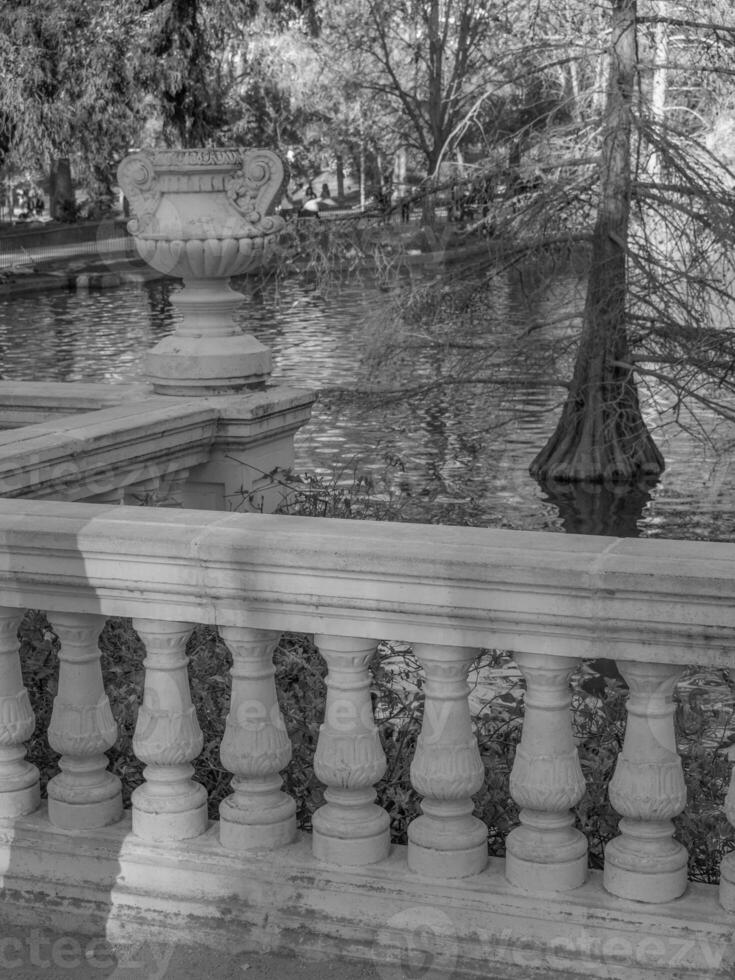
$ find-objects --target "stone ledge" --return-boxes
[0,386,313,500]
[0,382,154,430]
[0,501,732,663]
[0,399,219,499]
[0,807,731,980]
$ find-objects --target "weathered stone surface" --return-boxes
[0,809,732,980]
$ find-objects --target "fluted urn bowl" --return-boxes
[116,147,287,279]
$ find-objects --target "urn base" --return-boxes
[145,334,272,394]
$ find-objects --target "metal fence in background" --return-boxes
[0,220,136,271]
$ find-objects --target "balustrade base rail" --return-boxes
[0,806,731,980]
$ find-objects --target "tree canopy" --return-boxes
[0,0,144,178]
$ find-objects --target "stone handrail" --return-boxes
[0,381,152,428]
[1,498,734,977]
[0,499,732,663]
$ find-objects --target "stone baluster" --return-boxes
[312,634,390,866]
[407,643,487,878]
[131,620,207,841]
[218,626,296,850]
[46,613,122,829]
[506,652,587,891]
[0,608,40,817]
[719,693,735,910]
[604,660,688,902]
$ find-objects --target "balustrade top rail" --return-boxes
[0,498,732,664]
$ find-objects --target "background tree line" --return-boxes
[2,1,730,209]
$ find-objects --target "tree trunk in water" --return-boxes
[336,153,345,200]
[422,148,439,226]
[421,184,436,226]
[530,0,664,486]
[359,140,366,211]
[541,481,655,536]
[50,158,75,222]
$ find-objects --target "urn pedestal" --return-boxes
[117,148,287,394]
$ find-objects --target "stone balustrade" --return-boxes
[0,498,733,978]
[0,383,313,509]
[0,381,152,428]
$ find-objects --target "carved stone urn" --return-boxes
[117,148,287,394]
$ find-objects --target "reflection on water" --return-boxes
[1,273,734,540]
[0,284,170,384]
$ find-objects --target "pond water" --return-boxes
[1,268,734,540]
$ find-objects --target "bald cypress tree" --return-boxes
[530,0,665,485]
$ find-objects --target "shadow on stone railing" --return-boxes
[0,499,733,978]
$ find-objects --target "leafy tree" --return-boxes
[314,0,507,217]
[0,0,145,198]
[529,0,663,484]
[139,0,239,148]
[221,8,330,171]
[530,0,735,486]
[0,0,313,207]
[360,0,735,521]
